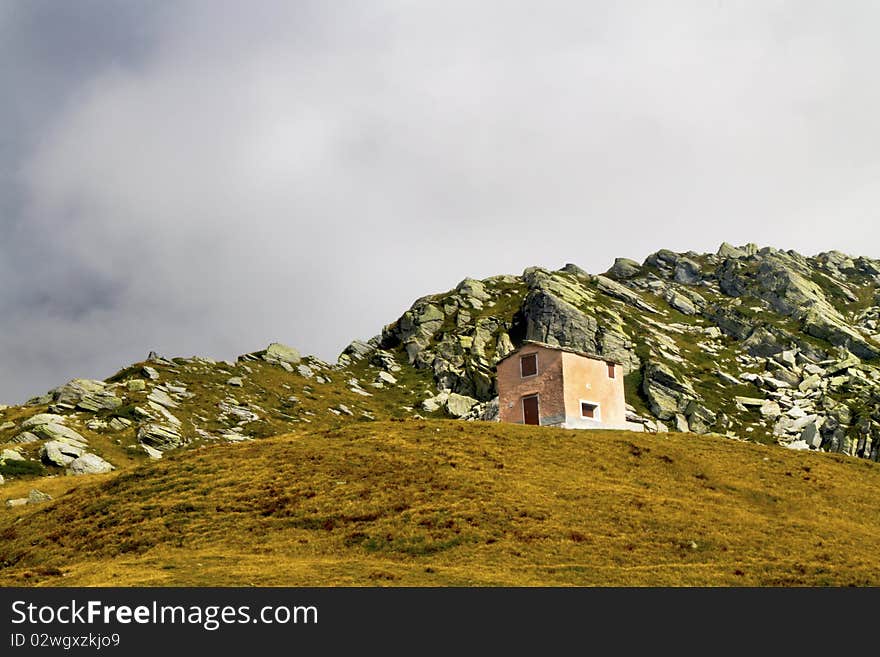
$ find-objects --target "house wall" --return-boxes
[497,346,566,426]
[560,352,628,429]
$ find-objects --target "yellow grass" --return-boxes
[2,420,879,586]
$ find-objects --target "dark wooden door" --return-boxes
[522,395,539,425]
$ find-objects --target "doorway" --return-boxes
[522,395,539,425]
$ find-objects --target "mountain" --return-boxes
[2,242,880,585]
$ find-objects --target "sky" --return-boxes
[2,1,880,403]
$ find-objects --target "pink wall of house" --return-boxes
[560,351,627,428]
[497,345,566,426]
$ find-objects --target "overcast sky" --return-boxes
[2,1,879,403]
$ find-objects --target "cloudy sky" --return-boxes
[2,1,879,403]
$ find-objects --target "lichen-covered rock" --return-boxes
[67,453,114,475]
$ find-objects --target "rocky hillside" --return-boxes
[2,242,880,496]
[369,242,880,459]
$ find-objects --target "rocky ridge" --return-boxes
[2,243,880,493]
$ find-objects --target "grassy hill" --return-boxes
[2,419,878,587]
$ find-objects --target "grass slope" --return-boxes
[1,420,879,587]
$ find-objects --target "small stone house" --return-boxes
[496,341,640,431]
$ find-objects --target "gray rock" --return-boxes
[673,258,702,285]
[608,258,642,279]
[137,423,185,451]
[67,453,115,475]
[28,489,52,504]
[421,392,448,413]
[595,276,659,313]
[760,401,782,418]
[337,339,374,365]
[127,379,146,392]
[523,289,600,355]
[642,361,695,420]
[0,421,13,432]
[461,397,500,422]
[141,444,163,459]
[227,376,244,387]
[735,396,766,407]
[1,449,25,462]
[685,403,716,433]
[142,366,160,380]
[32,423,88,446]
[11,432,40,444]
[297,364,314,379]
[336,404,354,416]
[376,371,398,385]
[674,414,690,433]
[5,498,27,508]
[147,389,179,409]
[445,393,480,418]
[41,440,84,466]
[716,370,742,386]
[51,379,107,406]
[253,339,298,364]
[667,290,696,315]
[717,242,748,259]
[800,421,822,448]
[743,327,784,357]
[218,401,260,423]
[108,417,132,431]
[20,413,67,430]
[456,278,491,301]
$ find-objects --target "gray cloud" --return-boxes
[2,1,880,403]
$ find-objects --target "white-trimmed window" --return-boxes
[520,353,538,378]
[580,400,601,421]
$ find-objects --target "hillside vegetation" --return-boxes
[1,420,878,587]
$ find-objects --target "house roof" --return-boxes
[494,340,623,368]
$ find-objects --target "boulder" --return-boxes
[376,371,398,385]
[137,424,185,451]
[337,339,375,366]
[760,401,782,418]
[608,258,642,279]
[141,444,163,459]
[28,489,52,504]
[456,278,491,301]
[147,389,179,409]
[743,328,784,357]
[445,393,479,418]
[50,379,107,406]
[227,377,244,387]
[20,413,67,430]
[67,453,114,475]
[642,361,695,420]
[264,342,301,364]
[31,423,88,446]
[717,242,748,259]
[297,365,314,379]
[127,379,147,392]
[108,417,132,431]
[523,289,600,355]
[11,432,40,444]
[667,290,696,315]
[1,449,25,462]
[41,440,84,466]
[673,258,702,285]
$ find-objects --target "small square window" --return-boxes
[606,362,616,379]
[581,402,598,419]
[520,353,538,377]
